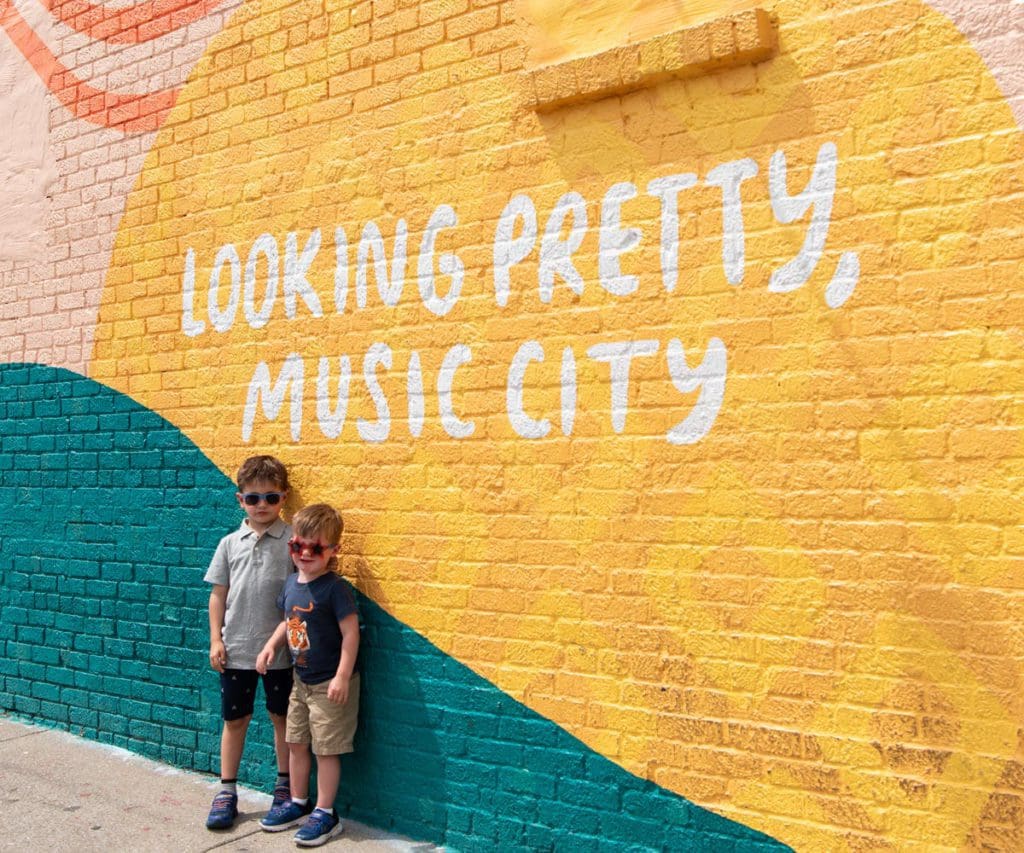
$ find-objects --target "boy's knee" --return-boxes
[287,740,310,753]
[224,715,252,732]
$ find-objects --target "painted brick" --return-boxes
[4,0,1024,848]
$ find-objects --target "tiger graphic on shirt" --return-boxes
[287,601,314,667]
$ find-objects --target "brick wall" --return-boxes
[0,362,782,849]
[2,1,1024,849]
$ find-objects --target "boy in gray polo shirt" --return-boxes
[203,455,295,830]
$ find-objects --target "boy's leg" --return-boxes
[307,672,358,808]
[261,667,293,805]
[268,712,290,805]
[207,669,258,830]
[293,675,359,846]
[217,669,259,778]
[259,742,313,831]
[219,714,252,781]
[270,712,288,771]
[260,675,314,832]
[313,753,340,810]
[294,753,344,847]
[288,741,312,800]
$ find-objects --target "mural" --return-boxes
[3,0,1024,849]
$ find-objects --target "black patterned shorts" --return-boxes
[219,668,293,720]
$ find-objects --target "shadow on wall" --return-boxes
[0,363,789,852]
[349,594,790,850]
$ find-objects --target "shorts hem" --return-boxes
[311,742,354,756]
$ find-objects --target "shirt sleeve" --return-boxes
[276,578,289,612]
[203,537,231,586]
[330,579,358,623]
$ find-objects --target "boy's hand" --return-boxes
[255,648,274,675]
[209,639,226,672]
[327,674,350,704]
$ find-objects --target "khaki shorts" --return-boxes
[286,672,360,755]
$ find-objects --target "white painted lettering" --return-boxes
[284,230,323,318]
[358,342,392,443]
[599,181,641,296]
[208,243,241,333]
[181,248,205,337]
[560,345,576,436]
[418,204,463,317]
[356,221,407,309]
[407,351,424,438]
[586,339,660,433]
[493,194,537,308]
[242,354,304,442]
[539,192,587,303]
[438,344,474,438]
[665,337,727,445]
[826,251,860,309]
[646,173,697,293]
[333,226,349,313]
[244,233,278,329]
[507,340,551,439]
[316,355,351,439]
[768,143,834,293]
[706,158,758,286]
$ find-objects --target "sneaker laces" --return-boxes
[211,792,235,813]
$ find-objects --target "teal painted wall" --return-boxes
[0,363,788,851]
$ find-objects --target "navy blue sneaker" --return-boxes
[294,808,343,847]
[260,799,313,832]
[271,780,291,808]
[205,791,238,830]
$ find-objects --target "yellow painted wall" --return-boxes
[8,0,1023,848]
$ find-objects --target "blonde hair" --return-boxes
[291,503,343,573]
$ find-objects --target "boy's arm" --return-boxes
[208,584,228,672]
[256,620,287,674]
[327,612,360,704]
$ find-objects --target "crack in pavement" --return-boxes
[201,825,266,852]
[0,728,47,745]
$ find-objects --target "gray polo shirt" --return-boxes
[204,517,293,670]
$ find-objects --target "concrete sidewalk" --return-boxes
[0,715,438,853]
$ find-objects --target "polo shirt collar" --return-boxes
[239,517,288,539]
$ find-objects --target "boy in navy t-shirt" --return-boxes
[256,503,360,847]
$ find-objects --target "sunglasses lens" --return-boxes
[289,540,327,556]
[243,492,282,505]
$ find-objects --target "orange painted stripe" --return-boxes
[0,0,177,132]
[50,0,225,45]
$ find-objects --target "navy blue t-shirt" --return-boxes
[277,572,359,685]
